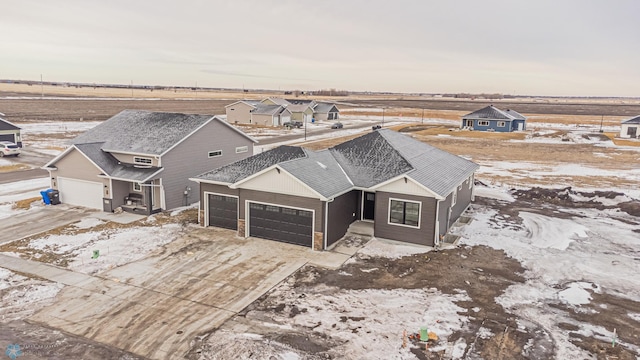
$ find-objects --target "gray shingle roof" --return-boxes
[622,115,640,124]
[462,105,514,120]
[330,131,413,188]
[196,146,306,183]
[71,110,214,155]
[263,97,290,106]
[0,117,20,130]
[252,104,285,116]
[377,130,479,197]
[314,102,339,113]
[504,109,526,120]
[196,129,478,199]
[280,149,353,198]
[74,143,162,182]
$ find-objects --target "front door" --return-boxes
[363,192,375,220]
[628,126,637,138]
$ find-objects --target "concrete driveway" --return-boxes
[21,226,350,359]
[0,204,91,245]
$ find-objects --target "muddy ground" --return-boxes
[193,188,640,359]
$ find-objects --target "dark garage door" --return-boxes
[249,203,313,247]
[0,134,15,143]
[208,194,238,230]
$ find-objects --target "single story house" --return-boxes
[43,110,256,214]
[620,115,640,139]
[313,102,340,121]
[225,97,340,126]
[250,104,292,126]
[462,105,526,132]
[224,100,261,124]
[0,116,22,147]
[192,129,478,250]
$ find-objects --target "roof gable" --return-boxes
[0,117,21,131]
[622,115,640,124]
[313,102,339,113]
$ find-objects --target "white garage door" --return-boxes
[58,177,104,209]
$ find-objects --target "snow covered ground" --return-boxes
[0,177,50,219]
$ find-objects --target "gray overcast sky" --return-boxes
[1,0,639,96]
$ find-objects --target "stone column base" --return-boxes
[313,232,324,251]
[237,219,246,237]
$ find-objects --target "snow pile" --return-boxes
[473,185,516,202]
[520,212,588,250]
[71,217,105,229]
[0,268,63,321]
[0,177,50,204]
[558,282,599,306]
[358,238,431,259]
[170,203,199,216]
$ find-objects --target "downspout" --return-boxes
[324,199,333,250]
[434,200,441,248]
[146,181,153,215]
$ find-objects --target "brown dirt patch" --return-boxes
[12,196,42,210]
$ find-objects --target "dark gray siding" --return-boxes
[199,183,240,211]
[111,180,130,209]
[327,190,359,247]
[439,177,473,237]
[374,191,437,247]
[161,121,253,209]
[239,189,324,232]
[438,194,451,238]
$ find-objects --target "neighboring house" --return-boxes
[620,115,640,139]
[224,100,261,124]
[225,97,340,126]
[43,110,256,214]
[461,105,526,132]
[192,129,478,250]
[0,116,22,147]
[250,104,292,126]
[314,102,340,121]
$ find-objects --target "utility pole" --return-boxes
[382,108,385,127]
[40,74,43,98]
[304,117,307,141]
[421,108,424,124]
[130,80,133,98]
[599,115,604,133]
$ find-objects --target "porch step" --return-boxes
[347,221,374,237]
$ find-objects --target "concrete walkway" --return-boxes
[0,228,355,359]
[0,204,91,245]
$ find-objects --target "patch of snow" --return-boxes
[520,212,588,250]
[0,158,14,166]
[558,282,595,306]
[278,352,300,360]
[72,218,105,229]
[0,269,63,321]
[0,177,50,204]
[449,338,467,359]
[628,313,640,322]
[358,238,431,259]
[19,121,101,135]
[473,186,516,202]
[477,326,493,339]
[170,203,198,216]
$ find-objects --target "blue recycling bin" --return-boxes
[40,189,52,205]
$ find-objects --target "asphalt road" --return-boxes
[0,168,49,184]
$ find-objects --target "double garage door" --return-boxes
[58,177,104,210]
[207,194,313,247]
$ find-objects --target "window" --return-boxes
[452,189,457,206]
[389,199,420,228]
[265,205,280,212]
[478,121,490,126]
[497,121,506,127]
[134,156,152,165]
[282,208,297,215]
[208,150,222,158]
[235,146,248,154]
[133,182,142,192]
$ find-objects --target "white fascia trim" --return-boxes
[369,174,444,200]
[188,177,233,186]
[100,149,159,158]
[42,145,76,168]
[225,100,258,109]
[48,145,109,177]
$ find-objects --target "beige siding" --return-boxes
[110,152,159,166]
[314,113,329,121]
[375,177,437,198]
[374,191,437,247]
[226,102,255,124]
[161,121,253,210]
[620,124,639,139]
[50,148,110,198]
[236,167,319,199]
[261,99,278,105]
[250,113,275,126]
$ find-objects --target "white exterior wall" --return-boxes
[236,167,318,199]
[620,124,640,139]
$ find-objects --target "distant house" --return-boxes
[461,105,526,132]
[224,100,261,124]
[225,97,340,126]
[0,116,22,147]
[191,129,478,250]
[43,110,256,214]
[620,115,640,139]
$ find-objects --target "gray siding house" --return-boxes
[191,129,478,250]
[0,116,22,147]
[43,110,256,214]
[462,105,526,132]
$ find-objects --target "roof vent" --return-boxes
[316,161,327,169]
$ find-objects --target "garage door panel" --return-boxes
[208,194,237,230]
[58,177,104,210]
[249,202,313,247]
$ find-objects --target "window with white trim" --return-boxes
[452,189,457,206]
[389,199,421,228]
[235,146,248,154]
[478,120,490,126]
[134,156,152,165]
[497,121,506,127]
[133,182,142,192]
[208,150,222,158]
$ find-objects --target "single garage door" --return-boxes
[249,202,313,247]
[58,177,104,210]
[207,194,238,230]
[0,133,16,143]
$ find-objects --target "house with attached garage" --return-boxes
[42,110,256,214]
[619,115,640,139]
[224,97,340,126]
[462,105,526,132]
[250,104,292,127]
[191,129,478,250]
[224,100,261,124]
[0,116,22,147]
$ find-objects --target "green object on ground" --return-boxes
[92,250,100,259]
[420,326,428,341]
